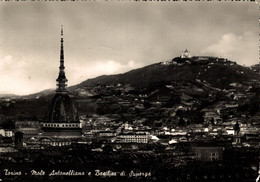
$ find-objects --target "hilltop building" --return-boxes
[181,49,192,59]
[41,26,82,139]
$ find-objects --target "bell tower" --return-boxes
[233,121,241,145]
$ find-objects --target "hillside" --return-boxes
[250,64,260,73]
[73,57,259,90]
[1,56,260,126]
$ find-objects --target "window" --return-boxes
[196,152,201,160]
[209,152,218,161]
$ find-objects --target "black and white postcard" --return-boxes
[0,1,259,181]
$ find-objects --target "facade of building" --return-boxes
[15,121,40,138]
[116,132,148,143]
[97,131,117,137]
[0,146,17,153]
[0,129,13,137]
[38,137,72,147]
[5,130,13,137]
[41,26,82,138]
[194,146,223,161]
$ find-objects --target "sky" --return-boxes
[0,1,258,95]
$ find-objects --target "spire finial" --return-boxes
[56,25,68,94]
[61,25,63,36]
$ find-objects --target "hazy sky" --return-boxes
[0,2,258,95]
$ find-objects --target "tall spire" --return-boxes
[56,25,68,94]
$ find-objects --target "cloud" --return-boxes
[0,55,13,68]
[0,54,28,94]
[0,54,55,95]
[94,60,142,75]
[67,60,144,86]
[0,49,143,95]
[202,32,258,66]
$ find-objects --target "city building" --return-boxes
[116,132,148,143]
[194,146,223,161]
[41,26,82,138]
[0,129,14,137]
[0,146,17,153]
[15,121,40,138]
[97,131,117,137]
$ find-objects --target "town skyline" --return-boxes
[0,2,258,95]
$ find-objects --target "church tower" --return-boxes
[233,121,241,145]
[41,26,82,138]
